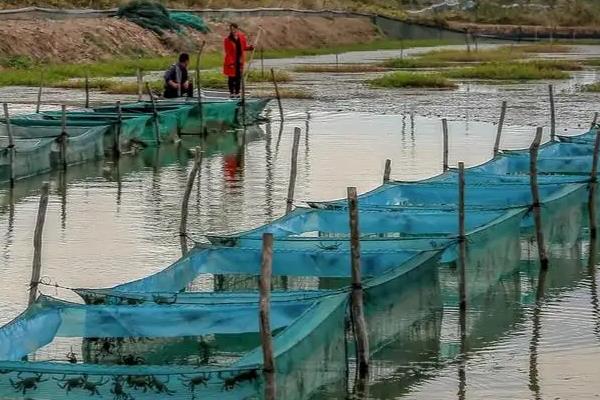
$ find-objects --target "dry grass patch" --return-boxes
[513,44,572,53]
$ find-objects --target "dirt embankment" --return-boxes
[0,15,380,63]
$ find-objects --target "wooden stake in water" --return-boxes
[84,70,90,108]
[383,159,391,184]
[114,101,122,157]
[589,132,600,241]
[530,127,549,269]
[271,68,284,123]
[260,47,265,78]
[285,128,301,214]
[591,112,599,131]
[493,101,507,156]
[259,233,276,400]
[442,118,449,172]
[136,68,143,102]
[458,162,467,312]
[146,83,161,145]
[60,105,68,170]
[175,64,182,98]
[29,182,49,305]
[549,85,556,141]
[347,186,370,378]
[35,71,44,113]
[180,147,202,256]
[196,42,206,128]
[3,103,16,188]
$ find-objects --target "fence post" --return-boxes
[285,128,301,214]
[36,71,44,113]
[549,85,556,141]
[29,182,49,305]
[271,68,284,123]
[591,112,599,131]
[146,83,161,145]
[180,147,202,256]
[458,162,467,311]
[347,186,369,378]
[530,127,549,269]
[84,70,90,108]
[383,159,391,184]
[60,105,68,170]
[260,233,276,400]
[442,118,449,171]
[589,132,600,241]
[137,68,143,102]
[114,101,122,157]
[3,103,16,187]
[493,101,507,156]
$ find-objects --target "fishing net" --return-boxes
[170,12,211,33]
[116,1,179,35]
[117,1,211,35]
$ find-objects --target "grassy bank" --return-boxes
[293,64,386,73]
[0,39,454,88]
[368,71,457,89]
[53,69,292,93]
[444,61,574,81]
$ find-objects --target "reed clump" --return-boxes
[293,64,386,73]
[444,61,573,80]
[368,71,457,89]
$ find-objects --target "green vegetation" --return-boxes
[584,59,600,67]
[380,58,449,69]
[0,38,454,88]
[52,69,291,93]
[292,64,385,73]
[444,62,571,81]
[514,44,572,53]
[418,47,524,63]
[581,82,600,92]
[368,71,457,89]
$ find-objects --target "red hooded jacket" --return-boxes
[223,32,252,77]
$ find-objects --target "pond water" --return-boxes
[1,45,600,399]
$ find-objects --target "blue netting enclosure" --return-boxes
[0,125,599,398]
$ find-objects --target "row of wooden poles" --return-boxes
[21,93,600,397]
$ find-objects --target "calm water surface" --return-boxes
[1,46,600,399]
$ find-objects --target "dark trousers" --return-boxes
[163,83,194,99]
[228,75,241,96]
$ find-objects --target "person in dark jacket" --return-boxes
[223,23,254,98]
[164,53,193,98]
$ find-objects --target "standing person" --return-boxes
[163,53,193,98]
[223,23,254,98]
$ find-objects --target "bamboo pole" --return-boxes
[3,103,16,188]
[383,159,391,184]
[347,186,369,378]
[259,232,276,400]
[196,42,206,130]
[592,112,599,131]
[493,101,507,156]
[285,128,301,214]
[271,68,284,123]
[136,68,143,102]
[549,85,556,141]
[84,70,90,108]
[35,71,44,113]
[589,132,600,241]
[60,105,68,170]
[530,127,549,269]
[260,47,265,78]
[458,162,467,312]
[114,101,122,157]
[180,147,203,256]
[175,64,182,98]
[146,83,161,145]
[29,182,49,305]
[241,76,247,126]
[442,118,449,172]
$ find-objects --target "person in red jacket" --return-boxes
[223,23,254,98]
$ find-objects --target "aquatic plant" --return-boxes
[368,71,457,89]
